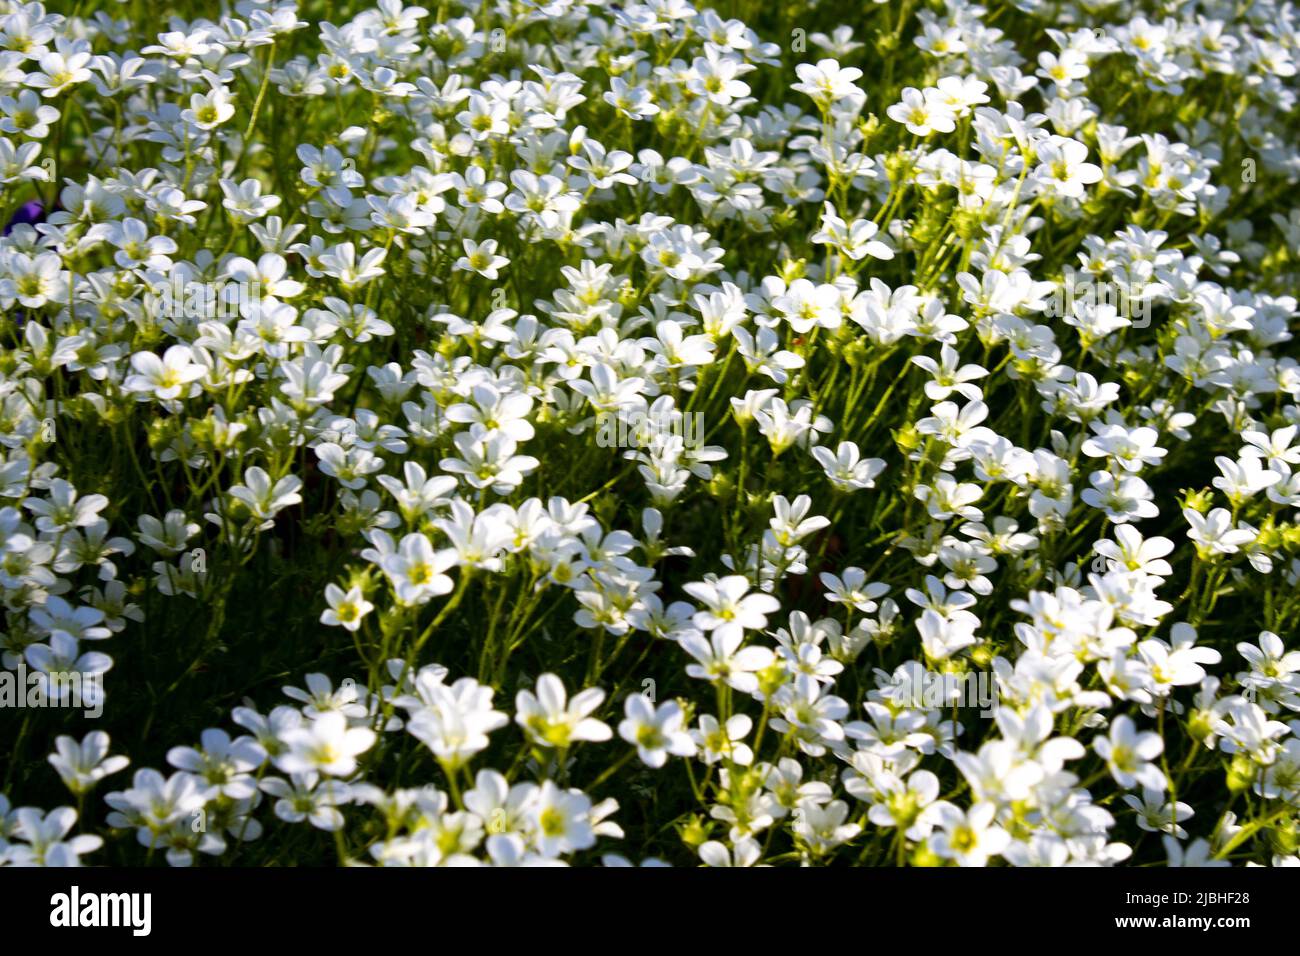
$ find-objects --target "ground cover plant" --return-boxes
[1,0,1299,868]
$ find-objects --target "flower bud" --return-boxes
[1225,754,1255,793]
[678,815,709,849]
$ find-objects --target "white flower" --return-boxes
[791,58,864,108]
[47,732,129,796]
[124,345,205,401]
[228,467,303,524]
[275,712,376,777]
[379,533,456,606]
[699,837,761,867]
[1184,507,1254,555]
[680,623,775,693]
[618,695,695,768]
[5,807,102,866]
[515,674,612,749]
[1033,136,1102,199]
[529,781,595,857]
[405,676,509,768]
[692,714,754,765]
[320,584,374,631]
[1094,716,1165,790]
[182,85,235,130]
[604,76,660,120]
[886,86,956,136]
[925,802,1010,866]
[683,575,780,630]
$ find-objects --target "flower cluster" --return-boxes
[2,0,1300,867]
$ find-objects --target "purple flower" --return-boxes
[4,200,45,236]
